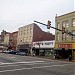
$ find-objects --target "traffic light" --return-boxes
[62,27,65,34]
[47,20,51,29]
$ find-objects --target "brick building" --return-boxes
[33,24,55,42]
[18,23,54,44]
[0,35,1,44]
[4,31,18,50]
[1,30,10,44]
[17,23,55,55]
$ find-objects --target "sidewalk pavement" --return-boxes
[33,56,75,62]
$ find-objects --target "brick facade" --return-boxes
[33,23,55,42]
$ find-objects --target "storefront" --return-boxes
[32,40,55,56]
[55,43,75,60]
[17,44,30,54]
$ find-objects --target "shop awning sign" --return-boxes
[58,44,72,48]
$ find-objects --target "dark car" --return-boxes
[9,50,17,54]
[16,52,27,56]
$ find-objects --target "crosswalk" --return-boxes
[0,60,72,66]
[0,60,73,73]
[0,61,45,65]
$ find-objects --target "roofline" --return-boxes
[55,11,75,18]
[18,23,37,29]
[12,31,18,34]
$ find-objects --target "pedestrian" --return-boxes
[54,55,55,59]
[54,54,56,59]
[69,55,72,61]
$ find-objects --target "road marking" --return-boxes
[9,57,15,58]
[0,61,45,65]
[0,62,55,68]
[0,62,3,63]
[0,64,72,73]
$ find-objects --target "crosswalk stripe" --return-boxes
[0,61,45,65]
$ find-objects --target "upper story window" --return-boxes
[30,28,32,33]
[62,21,69,28]
[23,37,26,42]
[62,33,69,41]
[24,30,26,35]
[72,30,75,40]
[21,31,23,35]
[29,36,32,41]
[72,19,75,27]
[66,22,69,28]
[27,29,29,34]
[57,23,60,29]
[62,33,66,41]
[56,33,59,41]
[0,37,1,40]
[62,22,65,27]
[65,34,69,40]
[21,40,22,42]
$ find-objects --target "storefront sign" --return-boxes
[33,40,55,48]
[58,44,72,48]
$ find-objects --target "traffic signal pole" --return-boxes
[34,20,75,36]
[34,20,62,31]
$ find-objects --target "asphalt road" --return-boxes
[0,53,75,75]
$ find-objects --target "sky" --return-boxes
[0,0,74,35]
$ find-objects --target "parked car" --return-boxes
[16,52,27,56]
[5,50,10,54]
[0,50,3,53]
[9,50,17,54]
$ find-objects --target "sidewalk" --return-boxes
[72,60,75,62]
[33,56,75,62]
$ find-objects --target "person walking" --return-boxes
[69,55,72,61]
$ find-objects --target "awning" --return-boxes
[53,48,62,51]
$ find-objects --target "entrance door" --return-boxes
[36,49,39,56]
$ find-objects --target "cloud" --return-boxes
[0,0,74,34]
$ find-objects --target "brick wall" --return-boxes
[33,23,55,42]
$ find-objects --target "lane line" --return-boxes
[0,62,3,63]
[0,62,55,68]
[0,61,45,65]
[0,64,72,73]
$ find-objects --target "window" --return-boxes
[30,28,32,33]
[65,34,69,40]
[23,37,26,42]
[62,33,66,41]
[21,40,22,42]
[72,19,75,27]
[0,37,1,40]
[62,22,65,28]
[24,30,26,35]
[27,29,29,34]
[57,23,60,29]
[26,37,28,42]
[62,21,69,28]
[66,22,69,28]
[29,36,31,41]
[21,31,22,35]
[72,31,75,40]
[62,33,69,41]
[56,33,59,41]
